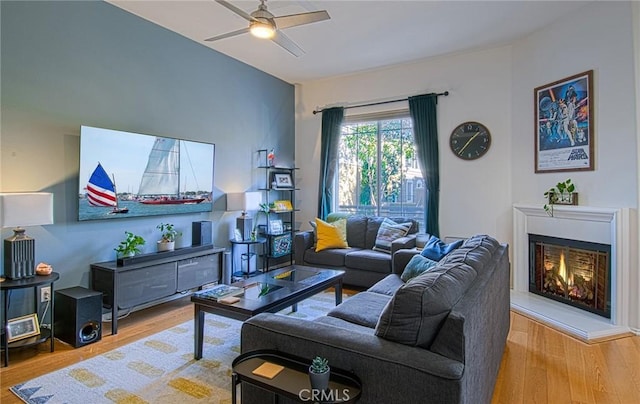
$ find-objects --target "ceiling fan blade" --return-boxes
[271,30,304,57]
[204,27,250,42]
[273,10,330,30]
[215,0,256,22]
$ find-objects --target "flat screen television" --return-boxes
[78,126,215,221]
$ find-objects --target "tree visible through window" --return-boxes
[336,115,426,231]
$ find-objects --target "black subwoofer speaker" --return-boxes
[192,221,212,245]
[54,286,102,348]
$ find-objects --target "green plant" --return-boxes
[157,223,181,242]
[258,283,273,297]
[114,231,145,256]
[252,203,272,235]
[543,179,576,216]
[309,356,329,374]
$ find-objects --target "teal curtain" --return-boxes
[409,94,440,237]
[317,107,344,220]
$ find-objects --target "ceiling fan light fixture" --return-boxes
[250,21,275,39]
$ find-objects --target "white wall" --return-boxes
[296,1,638,243]
[296,0,639,329]
[511,2,637,209]
[296,46,513,243]
[633,0,640,331]
[511,1,638,330]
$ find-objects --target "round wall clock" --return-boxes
[449,121,491,160]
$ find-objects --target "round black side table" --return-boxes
[1,272,60,367]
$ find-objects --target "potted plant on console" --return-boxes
[157,222,181,252]
[114,231,145,258]
[309,356,330,392]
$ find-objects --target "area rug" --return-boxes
[10,292,343,404]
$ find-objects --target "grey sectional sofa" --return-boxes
[241,235,510,404]
[294,214,419,288]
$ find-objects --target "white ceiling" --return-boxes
[108,0,591,84]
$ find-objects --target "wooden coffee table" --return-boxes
[191,265,344,360]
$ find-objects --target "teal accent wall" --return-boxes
[1,1,294,319]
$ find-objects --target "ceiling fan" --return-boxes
[205,0,330,57]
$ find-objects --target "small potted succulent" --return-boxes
[308,356,330,391]
[157,222,182,252]
[114,231,145,258]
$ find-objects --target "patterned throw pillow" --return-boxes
[400,254,439,282]
[315,218,348,252]
[372,218,412,254]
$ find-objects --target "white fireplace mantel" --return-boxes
[512,203,633,341]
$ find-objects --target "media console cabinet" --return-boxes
[91,245,225,335]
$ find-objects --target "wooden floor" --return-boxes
[2,297,640,404]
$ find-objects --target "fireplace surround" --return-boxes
[512,204,633,342]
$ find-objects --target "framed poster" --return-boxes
[534,70,594,173]
[7,313,40,343]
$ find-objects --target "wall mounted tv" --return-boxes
[78,126,215,221]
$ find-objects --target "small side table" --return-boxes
[230,238,266,278]
[232,350,361,403]
[1,272,60,367]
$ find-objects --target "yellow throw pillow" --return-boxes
[315,218,348,252]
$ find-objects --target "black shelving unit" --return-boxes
[257,149,298,271]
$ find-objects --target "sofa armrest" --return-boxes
[294,231,314,264]
[391,234,416,254]
[392,248,421,275]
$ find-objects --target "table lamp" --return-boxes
[0,192,54,279]
[227,192,262,240]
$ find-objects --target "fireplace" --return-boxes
[512,204,632,341]
[529,234,611,318]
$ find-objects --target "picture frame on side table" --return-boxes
[271,172,294,189]
[7,313,40,343]
[534,70,594,173]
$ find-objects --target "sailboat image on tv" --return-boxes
[137,137,206,205]
[86,162,129,214]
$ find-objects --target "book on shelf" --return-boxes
[272,200,293,212]
[196,284,244,302]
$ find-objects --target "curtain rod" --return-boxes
[312,91,449,115]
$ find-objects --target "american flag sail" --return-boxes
[86,162,117,207]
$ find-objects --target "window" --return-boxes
[335,113,425,231]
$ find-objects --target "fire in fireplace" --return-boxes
[529,234,611,318]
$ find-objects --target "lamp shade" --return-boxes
[227,192,262,241]
[1,192,53,279]
[226,192,262,213]
[0,192,54,228]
